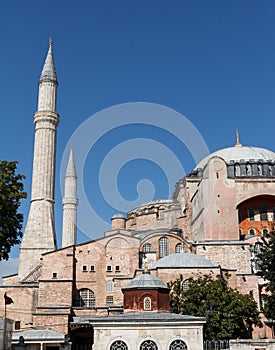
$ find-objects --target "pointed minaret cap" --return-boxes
[65,146,77,178]
[235,129,242,147]
[40,38,58,83]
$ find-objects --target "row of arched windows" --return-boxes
[142,238,184,257]
[110,339,188,350]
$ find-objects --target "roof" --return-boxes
[125,272,168,289]
[40,40,57,83]
[12,328,64,342]
[154,253,217,268]
[72,311,205,324]
[112,213,125,219]
[196,146,275,169]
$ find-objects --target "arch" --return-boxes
[74,288,95,308]
[159,237,169,258]
[169,339,188,350]
[110,340,128,350]
[106,237,131,249]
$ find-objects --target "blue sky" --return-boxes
[1,1,275,277]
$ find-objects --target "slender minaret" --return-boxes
[62,147,78,247]
[18,40,59,280]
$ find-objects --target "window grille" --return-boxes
[159,237,169,258]
[110,340,128,350]
[74,288,95,308]
[143,243,152,253]
[143,297,151,310]
[106,296,114,305]
[175,243,184,253]
[106,280,114,292]
[140,340,158,350]
[169,339,187,350]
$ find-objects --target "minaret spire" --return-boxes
[62,147,78,248]
[235,129,242,147]
[18,41,59,281]
[39,38,57,83]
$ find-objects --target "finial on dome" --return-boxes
[235,129,242,147]
[49,37,53,49]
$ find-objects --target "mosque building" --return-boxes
[1,41,275,349]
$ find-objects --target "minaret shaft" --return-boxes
[18,42,59,281]
[62,149,78,248]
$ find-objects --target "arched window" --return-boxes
[169,339,188,350]
[140,340,158,350]
[143,243,152,253]
[182,279,190,291]
[74,288,95,308]
[143,297,151,310]
[110,340,128,350]
[175,243,184,253]
[106,280,114,292]
[249,228,256,236]
[159,237,169,258]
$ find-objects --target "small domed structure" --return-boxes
[111,212,126,230]
[123,272,170,312]
[126,272,168,289]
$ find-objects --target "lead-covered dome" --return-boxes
[196,146,275,170]
[155,253,216,268]
[126,272,168,289]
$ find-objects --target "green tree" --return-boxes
[168,273,262,340]
[0,160,27,260]
[256,229,275,320]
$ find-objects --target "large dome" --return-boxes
[196,146,275,170]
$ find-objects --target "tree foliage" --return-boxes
[0,160,27,260]
[256,228,275,320]
[168,273,262,340]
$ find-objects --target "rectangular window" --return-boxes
[52,272,57,278]
[14,321,20,330]
[106,265,112,272]
[106,296,114,305]
[90,265,95,272]
[115,265,120,272]
[82,265,88,272]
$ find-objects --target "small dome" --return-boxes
[196,146,275,170]
[111,213,125,219]
[156,253,216,268]
[126,272,168,289]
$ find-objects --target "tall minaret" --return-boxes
[62,147,78,247]
[18,40,59,281]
